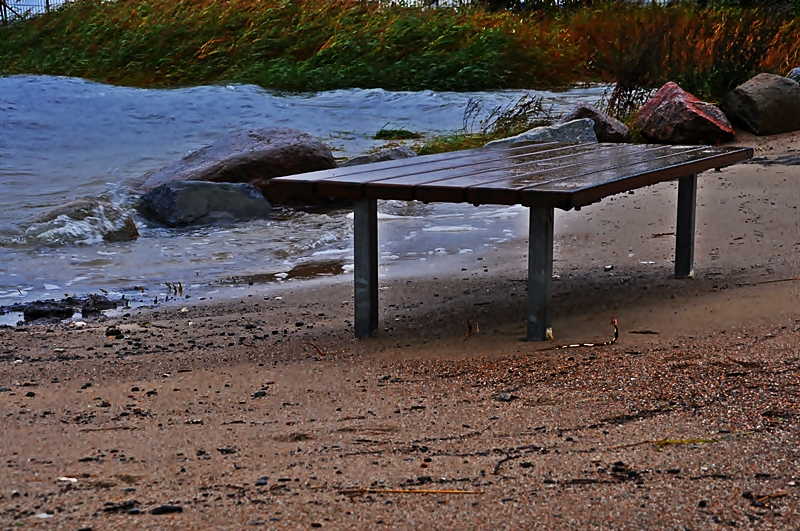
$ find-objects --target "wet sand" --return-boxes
[1,130,799,530]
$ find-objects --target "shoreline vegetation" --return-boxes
[0,0,797,101]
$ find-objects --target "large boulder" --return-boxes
[721,73,800,136]
[138,181,272,227]
[140,128,337,201]
[635,82,735,144]
[340,145,418,167]
[484,118,598,148]
[25,199,139,244]
[558,103,630,143]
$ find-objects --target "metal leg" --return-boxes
[527,207,554,341]
[675,174,697,279]
[354,198,379,338]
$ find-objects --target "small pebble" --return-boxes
[255,476,269,486]
[25,391,35,398]
[253,390,267,398]
[493,392,516,402]
[0,386,10,392]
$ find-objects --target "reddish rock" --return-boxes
[635,82,735,144]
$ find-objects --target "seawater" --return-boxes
[0,75,608,308]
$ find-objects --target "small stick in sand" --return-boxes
[756,491,789,504]
[306,342,325,357]
[79,426,137,432]
[339,487,483,496]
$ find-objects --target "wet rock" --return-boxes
[340,145,418,167]
[26,199,138,244]
[1,295,120,323]
[788,67,800,83]
[150,504,182,515]
[635,82,735,144]
[558,103,630,143]
[10,300,75,322]
[485,118,598,147]
[139,128,337,206]
[81,295,118,316]
[721,73,800,135]
[105,328,124,339]
[139,181,272,227]
[102,500,138,513]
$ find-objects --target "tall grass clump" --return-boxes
[569,3,800,101]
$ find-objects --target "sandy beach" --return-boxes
[1,130,799,530]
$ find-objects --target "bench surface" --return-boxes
[270,142,753,209]
[269,141,754,341]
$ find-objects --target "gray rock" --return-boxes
[26,199,139,244]
[558,102,630,143]
[139,128,336,201]
[484,118,598,148]
[340,145,418,167]
[721,73,800,136]
[139,181,272,227]
[788,67,800,83]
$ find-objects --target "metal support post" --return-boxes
[353,197,379,338]
[675,174,697,279]
[526,207,554,341]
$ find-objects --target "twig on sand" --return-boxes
[756,491,789,504]
[306,342,325,357]
[339,487,483,496]
[79,426,137,432]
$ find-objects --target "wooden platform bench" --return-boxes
[270,142,753,341]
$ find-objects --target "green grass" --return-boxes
[0,0,797,99]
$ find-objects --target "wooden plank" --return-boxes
[267,143,564,201]
[525,147,752,208]
[274,142,560,186]
[454,144,675,206]
[314,143,586,198]
[358,144,604,201]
